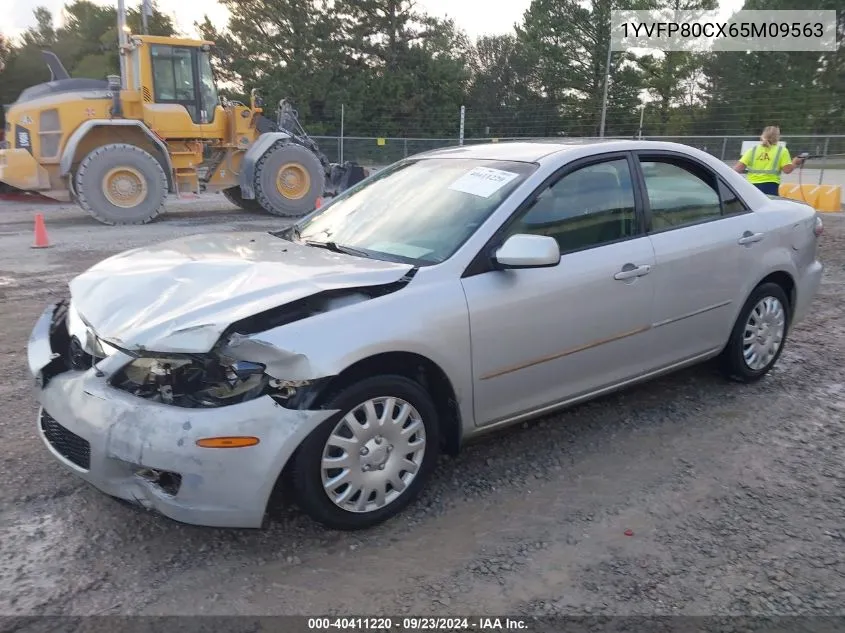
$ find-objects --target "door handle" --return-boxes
[614,264,651,280]
[738,232,764,245]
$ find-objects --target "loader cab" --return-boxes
[149,44,219,124]
[125,35,220,126]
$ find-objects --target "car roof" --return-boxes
[412,139,706,164]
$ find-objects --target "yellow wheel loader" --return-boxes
[0,34,368,225]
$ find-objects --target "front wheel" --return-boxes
[290,375,440,530]
[75,143,167,225]
[720,282,790,382]
[253,142,325,217]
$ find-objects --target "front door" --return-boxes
[461,154,658,426]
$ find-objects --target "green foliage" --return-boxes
[0,1,175,119]
[2,0,843,139]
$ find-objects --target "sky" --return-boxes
[3,0,534,42]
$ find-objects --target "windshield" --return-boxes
[289,157,537,265]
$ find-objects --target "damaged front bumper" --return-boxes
[27,302,337,528]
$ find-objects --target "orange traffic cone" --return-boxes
[31,213,51,249]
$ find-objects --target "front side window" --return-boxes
[287,158,537,265]
[506,158,638,253]
[640,157,722,230]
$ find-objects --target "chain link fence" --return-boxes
[314,135,845,172]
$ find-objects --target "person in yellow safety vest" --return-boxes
[733,126,804,196]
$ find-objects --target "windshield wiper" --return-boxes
[304,240,371,259]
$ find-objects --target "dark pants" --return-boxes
[753,181,780,196]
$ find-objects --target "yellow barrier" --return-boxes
[778,183,842,212]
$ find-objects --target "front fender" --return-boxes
[238,132,292,199]
[59,120,175,193]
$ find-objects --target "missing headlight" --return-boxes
[111,356,273,408]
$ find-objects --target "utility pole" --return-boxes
[141,0,151,34]
[340,103,345,164]
[598,42,612,137]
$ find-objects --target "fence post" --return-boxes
[339,103,344,164]
[720,137,727,161]
[404,138,408,158]
[819,136,830,185]
[459,105,465,146]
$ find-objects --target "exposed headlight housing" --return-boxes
[111,354,273,408]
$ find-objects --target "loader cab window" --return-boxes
[198,52,219,119]
[150,45,216,124]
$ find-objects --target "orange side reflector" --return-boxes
[195,436,260,449]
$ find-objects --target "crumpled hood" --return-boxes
[69,231,413,353]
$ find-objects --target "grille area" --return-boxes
[40,410,91,469]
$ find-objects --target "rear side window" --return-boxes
[639,158,722,230]
[719,179,748,215]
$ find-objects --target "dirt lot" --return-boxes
[1,195,844,618]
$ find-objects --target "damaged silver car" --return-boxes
[27,140,824,530]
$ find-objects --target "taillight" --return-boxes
[814,216,824,237]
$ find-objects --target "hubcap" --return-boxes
[321,396,426,513]
[276,163,310,200]
[742,296,786,371]
[102,167,147,208]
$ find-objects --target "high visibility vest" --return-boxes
[745,145,783,175]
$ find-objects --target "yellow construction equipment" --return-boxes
[0,17,366,225]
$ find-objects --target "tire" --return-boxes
[253,141,325,217]
[75,143,167,225]
[222,186,263,212]
[290,375,440,530]
[720,282,790,383]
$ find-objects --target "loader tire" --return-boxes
[253,141,324,218]
[75,143,167,225]
[222,186,263,212]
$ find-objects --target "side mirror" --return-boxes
[493,234,560,269]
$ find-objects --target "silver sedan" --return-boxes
[26,139,824,530]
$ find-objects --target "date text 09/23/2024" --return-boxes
[306,617,529,631]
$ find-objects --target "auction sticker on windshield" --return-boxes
[448,167,519,198]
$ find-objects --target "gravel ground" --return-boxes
[0,195,843,619]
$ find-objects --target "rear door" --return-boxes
[633,150,762,368]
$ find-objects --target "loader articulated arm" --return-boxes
[267,98,369,196]
[274,99,333,174]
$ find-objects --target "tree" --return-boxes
[516,0,651,137]
[0,1,176,112]
[463,34,559,137]
[633,0,717,134]
[698,0,843,136]
[203,0,471,137]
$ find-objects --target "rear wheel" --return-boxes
[290,375,440,530]
[222,186,263,212]
[720,282,790,382]
[253,142,324,217]
[75,143,167,225]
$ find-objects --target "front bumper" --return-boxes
[0,148,50,191]
[27,302,336,528]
